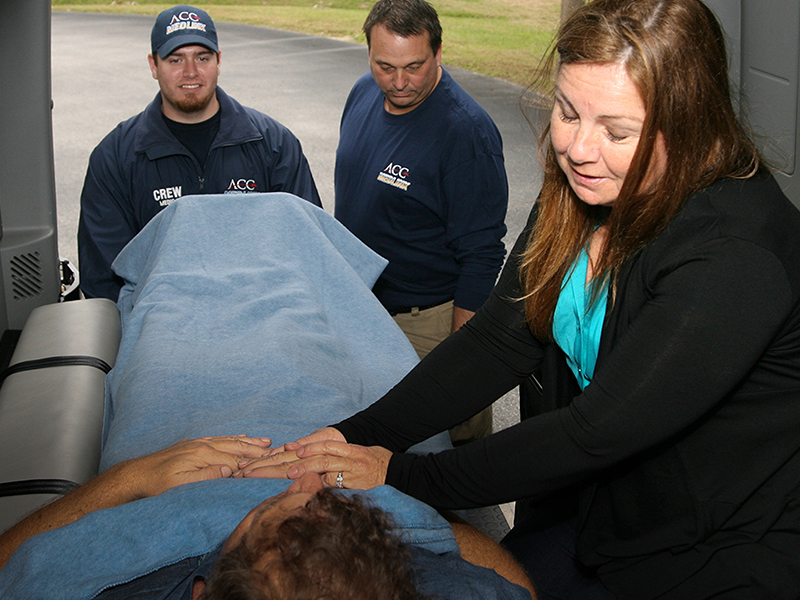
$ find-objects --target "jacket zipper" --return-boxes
[198,135,262,193]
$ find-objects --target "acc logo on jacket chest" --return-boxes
[225,178,258,193]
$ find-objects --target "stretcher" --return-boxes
[0,197,509,555]
[0,298,509,541]
[0,298,120,533]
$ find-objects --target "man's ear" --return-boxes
[147,53,158,80]
[191,578,206,600]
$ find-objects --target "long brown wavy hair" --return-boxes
[521,0,763,340]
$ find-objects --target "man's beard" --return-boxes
[173,91,213,114]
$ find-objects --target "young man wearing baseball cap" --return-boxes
[78,5,322,301]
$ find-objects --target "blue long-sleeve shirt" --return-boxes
[334,70,508,312]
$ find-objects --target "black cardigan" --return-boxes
[336,173,800,599]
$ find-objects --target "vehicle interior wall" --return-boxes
[707,0,800,207]
[0,0,61,347]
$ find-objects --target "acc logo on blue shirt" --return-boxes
[377,163,411,191]
[383,163,409,178]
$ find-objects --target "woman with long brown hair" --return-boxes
[244,1,800,597]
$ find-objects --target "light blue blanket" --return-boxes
[103,192,444,466]
[0,193,452,599]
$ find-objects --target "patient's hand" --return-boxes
[0,435,272,571]
[122,435,273,500]
[240,439,391,491]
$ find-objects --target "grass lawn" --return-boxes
[52,0,561,87]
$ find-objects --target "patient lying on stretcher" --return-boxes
[0,193,533,599]
[0,437,532,599]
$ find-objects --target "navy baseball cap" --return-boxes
[151,5,219,58]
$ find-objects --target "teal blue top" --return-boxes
[552,249,608,389]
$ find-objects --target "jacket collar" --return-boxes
[134,87,262,160]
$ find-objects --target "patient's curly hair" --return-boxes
[201,488,425,600]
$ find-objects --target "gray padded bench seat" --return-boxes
[0,298,120,533]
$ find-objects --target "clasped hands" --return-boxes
[117,434,273,501]
[117,428,391,500]
[234,426,392,490]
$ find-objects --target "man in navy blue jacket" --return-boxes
[334,0,508,444]
[78,5,321,300]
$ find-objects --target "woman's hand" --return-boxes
[241,440,392,491]
[265,426,346,457]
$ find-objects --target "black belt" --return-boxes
[388,299,452,316]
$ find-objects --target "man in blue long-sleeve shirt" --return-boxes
[334,0,508,444]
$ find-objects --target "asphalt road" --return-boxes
[51,11,546,432]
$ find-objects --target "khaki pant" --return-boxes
[392,300,492,445]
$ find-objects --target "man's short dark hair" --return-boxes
[201,488,424,600]
[363,0,442,54]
